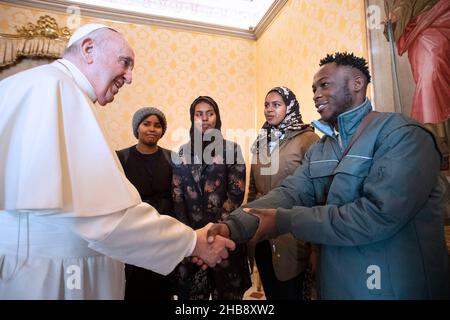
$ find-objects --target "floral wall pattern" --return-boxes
[256,0,368,127]
[0,0,368,161]
[0,2,256,155]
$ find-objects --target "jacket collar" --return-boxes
[253,125,314,154]
[312,98,372,149]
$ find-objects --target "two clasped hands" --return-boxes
[190,208,277,269]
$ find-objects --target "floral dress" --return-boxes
[172,139,251,300]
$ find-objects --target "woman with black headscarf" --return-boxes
[248,87,319,300]
[172,96,251,300]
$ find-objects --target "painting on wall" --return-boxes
[365,0,450,175]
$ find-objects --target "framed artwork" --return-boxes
[365,0,450,175]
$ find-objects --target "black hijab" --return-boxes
[188,96,223,160]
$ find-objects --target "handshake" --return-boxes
[190,207,278,269]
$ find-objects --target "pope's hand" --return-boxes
[191,223,235,268]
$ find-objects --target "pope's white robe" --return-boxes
[0,59,196,299]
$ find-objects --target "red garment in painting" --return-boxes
[397,0,450,124]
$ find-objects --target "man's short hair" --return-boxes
[319,52,371,83]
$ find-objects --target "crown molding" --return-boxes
[1,0,288,40]
[254,0,288,39]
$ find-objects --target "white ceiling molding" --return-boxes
[1,0,288,40]
[254,0,288,39]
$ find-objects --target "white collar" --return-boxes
[53,59,97,103]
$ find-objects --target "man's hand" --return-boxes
[191,223,235,268]
[206,223,230,243]
[244,208,278,244]
[191,223,231,270]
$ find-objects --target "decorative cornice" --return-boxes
[254,0,288,39]
[0,15,69,67]
[14,14,71,39]
[0,0,287,40]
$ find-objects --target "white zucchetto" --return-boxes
[67,23,114,47]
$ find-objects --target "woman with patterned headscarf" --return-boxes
[248,86,319,300]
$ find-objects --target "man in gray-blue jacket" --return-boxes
[208,52,450,299]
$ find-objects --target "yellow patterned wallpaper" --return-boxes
[0,2,257,156]
[256,0,368,127]
[0,0,368,155]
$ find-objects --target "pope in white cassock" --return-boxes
[0,24,235,299]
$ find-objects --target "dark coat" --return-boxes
[117,145,175,215]
[172,139,251,299]
[116,145,177,300]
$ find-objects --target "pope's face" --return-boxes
[92,33,134,106]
